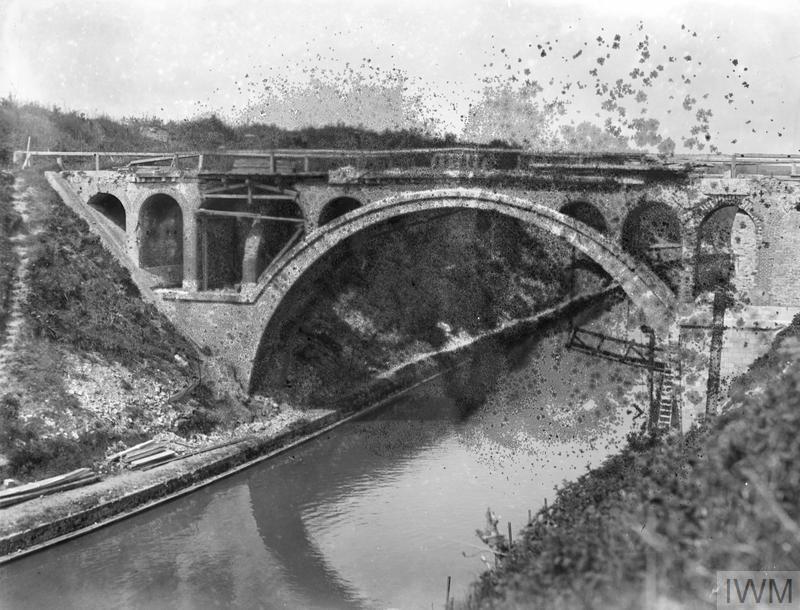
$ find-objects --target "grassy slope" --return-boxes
[0,170,251,481]
[468,318,800,609]
[0,171,18,340]
[21,170,197,367]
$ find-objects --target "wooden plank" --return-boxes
[168,379,200,404]
[0,468,92,499]
[121,445,168,460]
[106,439,156,462]
[265,226,304,270]
[129,450,177,469]
[200,194,296,201]
[202,182,247,195]
[252,182,298,196]
[196,209,304,223]
[0,475,100,508]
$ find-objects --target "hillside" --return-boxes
[0,97,465,165]
[467,314,800,608]
[0,170,260,482]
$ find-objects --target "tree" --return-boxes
[462,82,560,149]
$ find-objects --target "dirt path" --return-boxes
[0,176,42,383]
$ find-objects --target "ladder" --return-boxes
[566,326,678,431]
[656,366,675,430]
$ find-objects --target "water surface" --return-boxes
[0,326,643,609]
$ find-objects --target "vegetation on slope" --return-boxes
[0,170,249,482]
[468,316,800,609]
[21,171,196,366]
[0,97,464,166]
[0,171,19,341]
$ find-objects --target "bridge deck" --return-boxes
[15,148,800,180]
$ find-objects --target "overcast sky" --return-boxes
[1,0,799,152]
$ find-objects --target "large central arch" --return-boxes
[241,188,677,390]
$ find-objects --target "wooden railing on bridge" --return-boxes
[565,327,667,371]
[13,148,800,178]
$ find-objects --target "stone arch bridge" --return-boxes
[36,148,800,430]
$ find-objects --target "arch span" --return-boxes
[242,188,677,390]
[558,200,608,234]
[88,192,126,230]
[318,196,362,226]
[138,193,183,287]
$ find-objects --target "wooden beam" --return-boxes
[202,182,248,195]
[252,182,298,196]
[196,209,304,223]
[200,194,295,201]
[272,227,304,262]
[256,226,305,284]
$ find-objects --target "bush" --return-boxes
[0,395,128,481]
[468,335,800,609]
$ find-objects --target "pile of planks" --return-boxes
[0,468,99,508]
[107,440,178,470]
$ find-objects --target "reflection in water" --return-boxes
[0,324,642,610]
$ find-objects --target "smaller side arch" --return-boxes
[558,200,608,234]
[138,193,183,287]
[317,196,362,227]
[88,192,126,230]
[558,200,611,292]
[680,195,765,303]
[621,200,683,293]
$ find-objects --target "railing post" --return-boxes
[197,154,204,171]
[269,153,276,174]
[729,155,737,178]
[22,136,32,169]
[303,155,310,173]
[95,153,100,172]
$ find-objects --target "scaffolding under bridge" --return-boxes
[565,327,676,430]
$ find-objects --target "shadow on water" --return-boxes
[0,295,641,609]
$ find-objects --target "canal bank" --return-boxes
[0,284,621,562]
[0,284,641,609]
[465,312,800,609]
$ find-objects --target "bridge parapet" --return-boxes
[17,147,800,178]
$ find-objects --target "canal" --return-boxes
[0,319,643,609]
